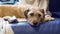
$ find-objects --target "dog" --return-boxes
[0,5,54,26]
[0,0,54,26]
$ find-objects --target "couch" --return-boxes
[10,0,60,34]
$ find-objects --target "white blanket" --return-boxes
[0,18,14,34]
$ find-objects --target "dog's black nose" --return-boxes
[33,21,37,25]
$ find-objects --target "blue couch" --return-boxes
[10,0,60,34]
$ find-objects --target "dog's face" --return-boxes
[24,8,44,26]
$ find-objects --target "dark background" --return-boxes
[49,0,60,18]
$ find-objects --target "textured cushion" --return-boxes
[11,18,60,34]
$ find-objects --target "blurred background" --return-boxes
[0,0,19,5]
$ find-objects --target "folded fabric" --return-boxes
[0,18,14,34]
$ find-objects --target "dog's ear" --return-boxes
[24,9,30,18]
[40,9,44,14]
[40,9,45,21]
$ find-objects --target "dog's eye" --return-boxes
[30,13,34,16]
[38,14,41,17]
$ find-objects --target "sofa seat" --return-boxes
[10,18,60,34]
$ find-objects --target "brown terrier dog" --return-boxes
[0,5,54,26]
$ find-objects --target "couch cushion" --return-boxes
[11,18,60,34]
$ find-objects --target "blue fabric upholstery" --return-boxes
[11,18,60,34]
[10,0,60,34]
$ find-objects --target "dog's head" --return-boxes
[24,8,45,26]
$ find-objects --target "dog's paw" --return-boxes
[3,16,18,23]
[44,15,54,22]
